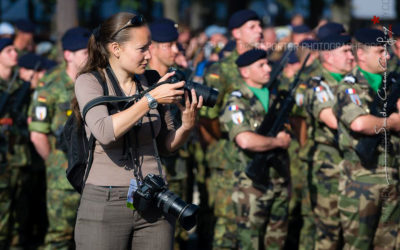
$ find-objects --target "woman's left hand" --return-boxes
[177,89,204,131]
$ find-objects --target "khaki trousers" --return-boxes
[75,184,175,250]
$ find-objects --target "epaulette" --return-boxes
[308,76,324,87]
[343,74,356,85]
[231,90,242,98]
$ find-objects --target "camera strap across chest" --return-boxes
[105,66,163,182]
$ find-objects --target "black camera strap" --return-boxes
[105,65,163,181]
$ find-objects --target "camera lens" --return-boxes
[184,81,219,108]
[167,68,219,108]
[156,190,198,231]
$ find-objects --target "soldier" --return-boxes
[220,49,291,249]
[199,9,263,250]
[10,53,54,249]
[28,27,90,250]
[13,19,35,55]
[148,18,190,250]
[333,28,400,249]
[291,25,313,45]
[304,33,354,249]
[0,38,31,249]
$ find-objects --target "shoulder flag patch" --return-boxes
[229,105,240,111]
[38,96,47,103]
[209,73,220,79]
[35,106,47,121]
[295,93,304,106]
[314,86,329,103]
[231,111,244,124]
[346,88,362,105]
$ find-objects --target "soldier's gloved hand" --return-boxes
[276,131,291,149]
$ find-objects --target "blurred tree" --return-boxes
[163,0,179,22]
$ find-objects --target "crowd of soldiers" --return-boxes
[0,8,400,250]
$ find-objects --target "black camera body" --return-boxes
[133,174,198,231]
[167,68,219,108]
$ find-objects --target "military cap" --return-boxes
[299,39,319,50]
[288,50,299,64]
[228,10,259,30]
[235,49,266,67]
[391,23,400,38]
[0,22,15,35]
[62,27,90,51]
[149,18,179,42]
[205,25,227,38]
[317,34,351,51]
[354,28,386,46]
[292,25,310,34]
[317,22,345,40]
[14,19,35,33]
[18,52,56,70]
[0,38,13,52]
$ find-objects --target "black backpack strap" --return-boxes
[80,71,109,192]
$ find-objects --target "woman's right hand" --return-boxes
[149,72,185,104]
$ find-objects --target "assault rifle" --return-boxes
[354,71,400,168]
[245,53,311,191]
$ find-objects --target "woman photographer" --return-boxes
[73,12,203,250]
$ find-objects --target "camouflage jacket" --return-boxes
[333,66,394,166]
[200,49,241,119]
[28,64,75,189]
[304,65,341,150]
[217,83,268,171]
[0,69,31,169]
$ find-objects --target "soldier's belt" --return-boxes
[0,118,13,125]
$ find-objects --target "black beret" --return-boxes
[228,10,259,30]
[62,27,90,51]
[14,19,35,33]
[0,38,13,52]
[391,23,400,38]
[317,34,352,51]
[299,39,319,50]
[18,52,56,70]
[236,49,267,67]
[317,22,345,40]
[288,51,299,64]
[149,18,179,42]
[355,28,387,46]
[292,25,311,34]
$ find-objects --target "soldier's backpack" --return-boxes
[64,69,162,193]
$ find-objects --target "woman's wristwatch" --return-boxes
[144,93,158,109]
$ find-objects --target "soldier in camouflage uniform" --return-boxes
[220,49,291,250]
[148,18,191,249]
[28,27,89,250]
[0,38,31,250]
[333,28,400,249]
[199,10,263,250]
[303,34,354,249]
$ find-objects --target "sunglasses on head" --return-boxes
[111,15,145,39]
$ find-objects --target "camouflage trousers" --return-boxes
[0,164,11,250]
[311,145,342,250]
[209,169,237,250]
[299,160,316,250]
[339,156,400,250]
[42,189,80,250]
[232,171,289,250]
[163,151,192,250]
